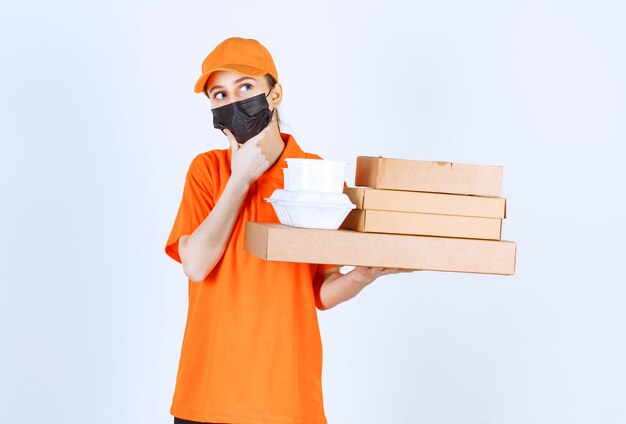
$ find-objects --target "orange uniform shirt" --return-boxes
[165,132,338,424]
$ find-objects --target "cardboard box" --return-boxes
[355,156,503,197]
[244,222,516,275]
[344,187,506,218]
[341,209,502,240]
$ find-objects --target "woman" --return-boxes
[165,36,413,424]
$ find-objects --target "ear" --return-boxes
[269,82,283,109]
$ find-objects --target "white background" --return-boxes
[1,0,625,423]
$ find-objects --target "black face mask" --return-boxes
[211,92,273,144]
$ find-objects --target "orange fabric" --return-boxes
[165,132,339,423]
[194,37,279,93]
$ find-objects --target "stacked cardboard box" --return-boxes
[341,157,507,241]
[339,156,515,274]
[244,156,517,276]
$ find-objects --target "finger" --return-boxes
[223,129,239,151]
[381,268,414,275]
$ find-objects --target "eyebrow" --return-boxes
[208,76,256,94]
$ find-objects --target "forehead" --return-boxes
[206,70,259,91]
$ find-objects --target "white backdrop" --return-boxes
[1,1,625,423]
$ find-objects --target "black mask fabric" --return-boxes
[211,92,273,144]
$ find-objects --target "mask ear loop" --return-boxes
[265,89,274,113]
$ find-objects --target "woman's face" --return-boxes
[205,70,278,110]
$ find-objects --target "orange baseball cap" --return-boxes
[194,37,279,93]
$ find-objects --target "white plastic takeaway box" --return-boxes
[264,189,356,230]
[284,158,348,193]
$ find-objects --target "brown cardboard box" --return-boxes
[355,156,503,197]
[341,209,502,240]
[244,222,516,275]
[343,187,506,218]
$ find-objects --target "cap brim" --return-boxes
[194,64,268,93]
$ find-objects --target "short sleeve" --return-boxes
[164,155,216,263]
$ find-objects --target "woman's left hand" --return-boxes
[349,266,420,287]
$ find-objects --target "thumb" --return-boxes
[223,129,239,151]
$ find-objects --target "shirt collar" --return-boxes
[265,132,305,179]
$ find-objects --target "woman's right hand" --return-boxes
[223,127,271,187]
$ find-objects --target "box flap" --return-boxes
[343,187,366,209]
[345,186,506,218]
[355,156,504,197]
[343,209,502,240]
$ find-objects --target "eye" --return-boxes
[240,83,253,92]
[214,92,225,100]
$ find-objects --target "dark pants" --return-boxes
[174,418,224,424]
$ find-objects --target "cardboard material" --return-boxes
[355,156,503,197]
[344,186,506,218]
[341,209,502,240]
[244,222,516,275]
